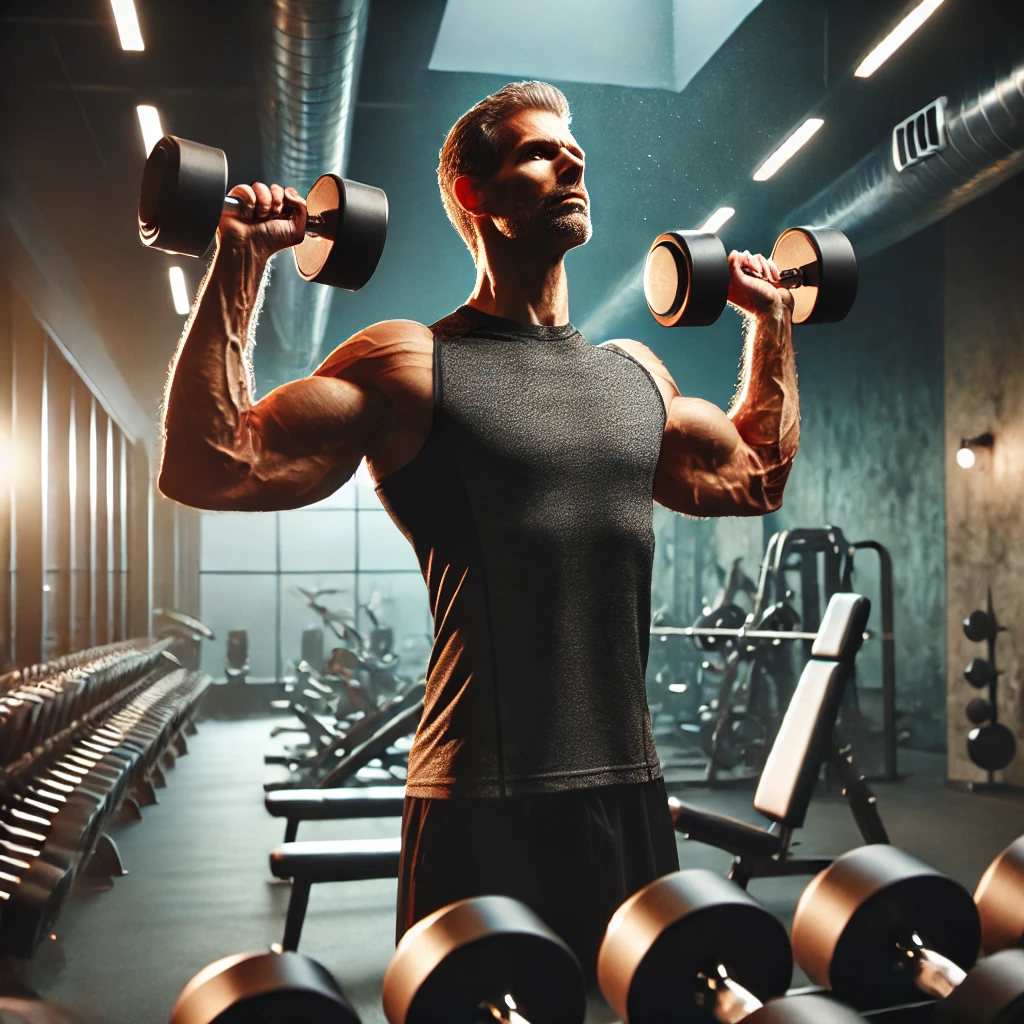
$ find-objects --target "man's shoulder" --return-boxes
[599,338,679,405]
[312,320,434,383]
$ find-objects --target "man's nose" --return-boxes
[556,148,584,186]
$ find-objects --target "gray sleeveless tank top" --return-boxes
[376,305,665,798]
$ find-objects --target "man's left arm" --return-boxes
[614,249,799,517]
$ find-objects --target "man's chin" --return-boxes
[549,211,592,250]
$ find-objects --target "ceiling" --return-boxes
[1,0,1023,440]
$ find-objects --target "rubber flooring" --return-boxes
[3,717,1023,1023]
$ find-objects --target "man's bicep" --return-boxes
[654,396,769,517]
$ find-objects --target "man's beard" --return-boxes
[493,189,592,251]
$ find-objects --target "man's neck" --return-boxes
[465,248,571,327]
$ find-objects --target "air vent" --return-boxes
[892,97,948,172]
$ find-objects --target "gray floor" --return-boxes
[10,718,1024,1023]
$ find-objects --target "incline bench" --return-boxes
[670,591,889,887]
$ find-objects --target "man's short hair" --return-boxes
[438,81,571,259]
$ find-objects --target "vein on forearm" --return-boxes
[162,246,269,467]
[727,307,800,505]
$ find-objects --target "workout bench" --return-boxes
[670,591,889,887]
[266,784,406,842]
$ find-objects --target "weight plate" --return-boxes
[975,836,1024,955]
[969,723,1017,772]
[791,845,980,1009]
[171,951,358,1024]
[966,696,994,725]
[138,136,228,258]
[963,610,996,642]
[965,657,997,689]
[771,228,858,325]
[643,231,729,328]
[383,896,585,1024]
[598,869,791,1023]
[295,174,388,291]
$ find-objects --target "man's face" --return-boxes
[480,108,591,255]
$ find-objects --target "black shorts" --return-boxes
[395,777,679,984]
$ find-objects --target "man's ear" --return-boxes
[453,175,488,216]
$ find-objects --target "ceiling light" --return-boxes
[753,119,824,182]
[855,0,944,78]
[700,207,736,234]
[168,267,190,315]
[109,0,145,51]
[136,104,164,157]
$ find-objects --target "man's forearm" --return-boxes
[727,303,799,506]
[161,244,269,487]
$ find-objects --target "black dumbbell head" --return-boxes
[643,231,730,327]
[598,869,792,1024]
[383,895,585,1024]
[791,845,980,1010]
[975,836,1024,956]
[139,136,228,258]
[171,951,359,1024]
[771,227,858,325]
[294,173,389,291]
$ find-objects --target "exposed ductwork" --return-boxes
[254,0,369,388]
[783,58,1024,259]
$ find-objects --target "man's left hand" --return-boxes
[726,249,794,317]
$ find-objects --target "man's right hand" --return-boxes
[218,181,307,259]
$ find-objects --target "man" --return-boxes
[160,81,797,981]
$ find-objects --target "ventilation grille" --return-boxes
[892,97,948,172]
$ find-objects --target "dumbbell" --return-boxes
[171,950,360,1023]
[791,844,1024,1020]
[138,135,388,292]
[643,226,858,327]
[383,895,586,1023]
[597,868,866,1023]
[975,834,1024,955]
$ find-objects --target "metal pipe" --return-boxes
[782,58,1024,258]
[254,0,369,388]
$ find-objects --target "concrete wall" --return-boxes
[945,174,1024,785]
[768,226,948,750]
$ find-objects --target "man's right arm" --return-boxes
[159,181,400,512]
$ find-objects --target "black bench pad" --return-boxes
[269,837,402,883]
[669,798,782,859]
[265,786,406,821]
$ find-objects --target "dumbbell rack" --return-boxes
[0,639,210,959]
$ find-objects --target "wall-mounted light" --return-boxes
[956,431,994,469]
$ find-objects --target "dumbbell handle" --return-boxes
[896,932,967,998]
[221,195,330,238]
[742,261,819,290]
[697,966,763,1023]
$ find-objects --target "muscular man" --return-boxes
[160,81,798,981]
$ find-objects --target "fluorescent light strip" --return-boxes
[855,0,944,78]
[136,104,164,156]
[700,206,736,234]
[753,119,824,182]
[168,267,190,315]
[109,0,144,51]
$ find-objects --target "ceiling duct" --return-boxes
[783,58,1024,259]
[254,0,368,388]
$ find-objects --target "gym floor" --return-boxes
[11,717,1024,1024]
